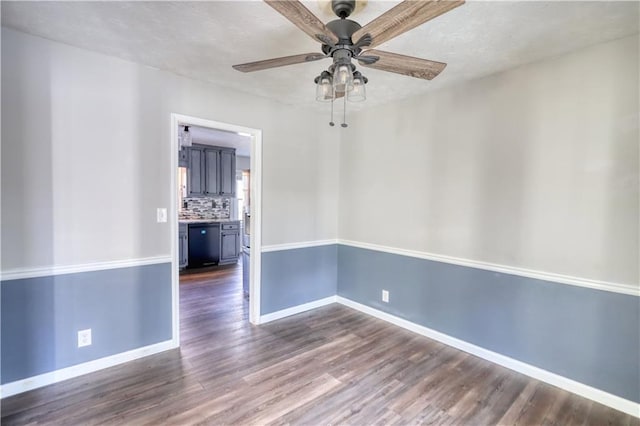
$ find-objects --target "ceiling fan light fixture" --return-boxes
[315,71,334,102]
[333,64,354,93]
[348,71,367,102]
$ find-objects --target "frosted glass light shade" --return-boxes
[316,77,333,102]
[348,78,366,102]
[333,65,353,93]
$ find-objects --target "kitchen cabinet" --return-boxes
[187,145,236,197]
[219,149,236,196]
[187,147,205,196]
[219,222,241,265]
[179,223,188,268]
[204,149,220,196]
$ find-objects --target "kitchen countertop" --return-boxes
[179,219,240,224]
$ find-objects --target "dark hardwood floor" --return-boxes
[2,262,637,425]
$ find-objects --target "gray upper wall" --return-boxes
[339,35,639,287]
[0,28,339,272]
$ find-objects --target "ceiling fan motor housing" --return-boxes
[323,19,369,74]
[331,48,354,68]
[331,0,356,18]
[326,19,362,44]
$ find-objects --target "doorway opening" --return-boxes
[170,114,262,347]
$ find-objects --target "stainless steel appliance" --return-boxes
[188,223,220,267]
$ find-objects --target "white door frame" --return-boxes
[170,113,263,347]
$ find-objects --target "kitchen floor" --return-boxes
[179,259,243,284]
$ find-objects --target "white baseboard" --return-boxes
[336,296,640,418]
[259,296,337,324]
[0,339,177,399]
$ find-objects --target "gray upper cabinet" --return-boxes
[204,149,220,196]
[187,147,205,197]
[219,149,236,197]
[187,144,236,197]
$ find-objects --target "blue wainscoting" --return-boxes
[337,245,640,403]
[261,245,337,315]
[1,263,172,384]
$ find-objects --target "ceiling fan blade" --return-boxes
[233,53,327,73]
[352,0,464,48]
[264,0,339,45]
[357,49,446,80]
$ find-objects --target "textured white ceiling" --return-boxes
[2,1,638,112]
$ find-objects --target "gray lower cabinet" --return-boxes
[179,223,188,268]
[187,144,236,197]
[219,222,241,265]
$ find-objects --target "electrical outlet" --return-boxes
[156,208,167,223]
[78,329,92,348]
[382,290,389,303]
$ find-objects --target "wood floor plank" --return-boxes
[456,368,528,425]
[549,392,598,426]
[505,381,559,425]
[2,261,636,425]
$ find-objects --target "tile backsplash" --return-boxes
[180,197,231,220]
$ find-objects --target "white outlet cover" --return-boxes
[157,207,168,223]
[78,329,92,347]
[382,290,389,303]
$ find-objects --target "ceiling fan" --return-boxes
[233,0,465,126]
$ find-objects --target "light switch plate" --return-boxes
[157,208,168,223]
[382,290,389,303]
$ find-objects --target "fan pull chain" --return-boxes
[329,97,335,127]
[341,92,348,128]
